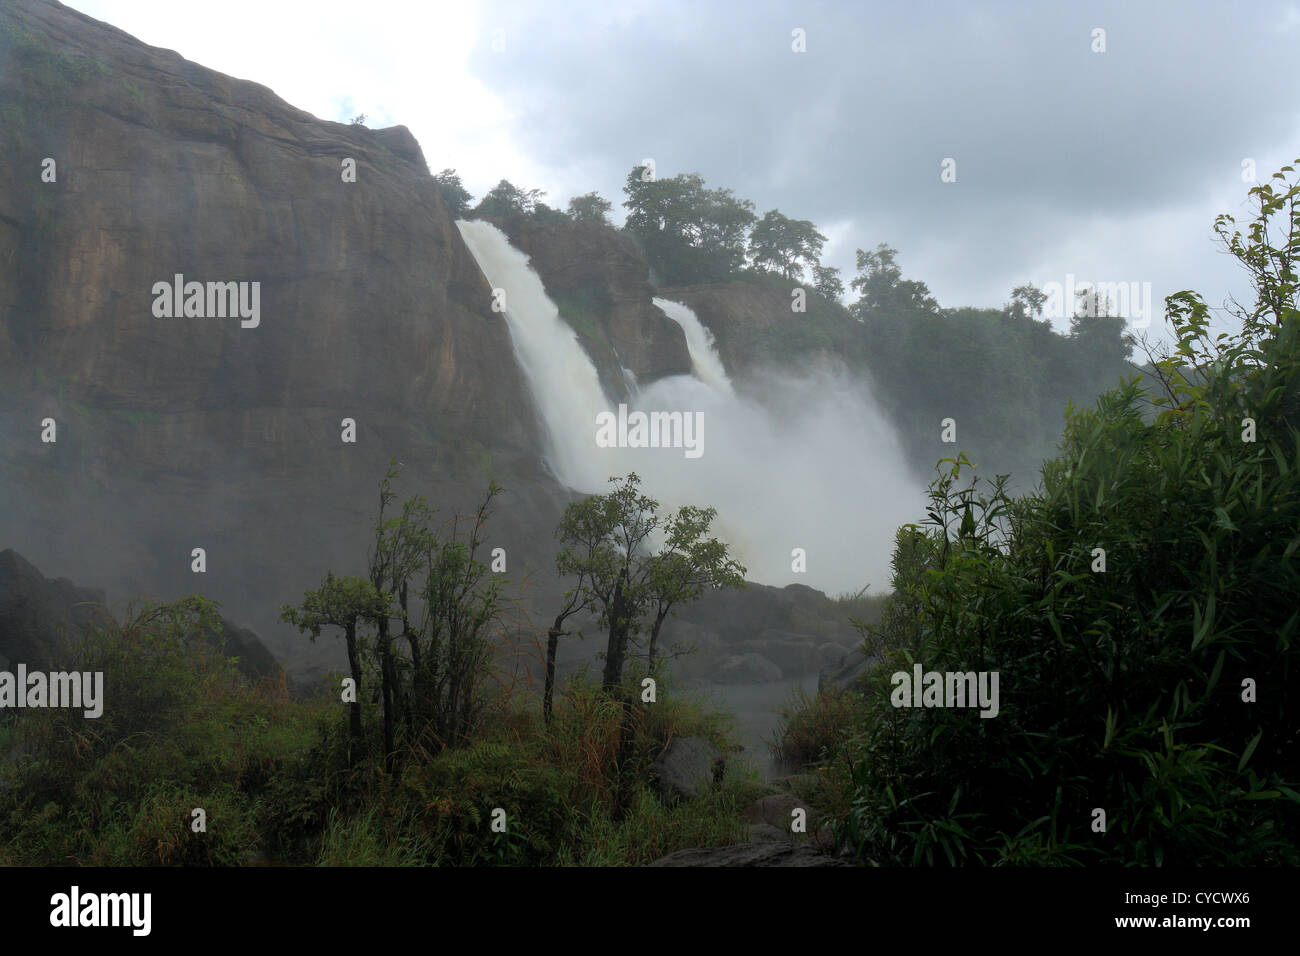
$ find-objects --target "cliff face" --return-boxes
[0,0,536,476]
[0,0,572,675]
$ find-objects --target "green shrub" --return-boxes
[0,597,329,865]
[833,160,1300,867]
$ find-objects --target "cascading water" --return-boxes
[455,219,923,596]
[455,219,612,492]
[653,296,734,395]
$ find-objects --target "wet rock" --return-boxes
[743,793,807,828]
[650,736,724,802]
[716,652,782,684]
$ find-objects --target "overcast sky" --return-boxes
[66,0,1300,339]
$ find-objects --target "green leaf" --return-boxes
[1213,506,1238,532]
[1237,730,1262,771]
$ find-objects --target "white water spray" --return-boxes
[455,219,923,595]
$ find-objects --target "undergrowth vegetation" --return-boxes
[0,598,753,866]
[773,160,1300,866]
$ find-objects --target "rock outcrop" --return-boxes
[0,548,282,682]
[819,646,877,693]
[202,615,285,683]
[0,547,111,669]
[501,217,693,398]
[659,582,859,684]
[650,736,724,802]
[659,279,862,382]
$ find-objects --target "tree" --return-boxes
[813,264,845,302]
[283,464,506,770]
[281,573,385,750]
[850,243,939,316]
[568,192,613,225]
[1007,283,1047,321]
[407,482,505,749]
[552,474,745,693]
[590,474,659,691]
[697,184,757,279]
[748,209,826,281]
[433,168,473,218]
[472,179,545,219]
[547,495,611,723]
[533,202,571,224]
[643,505,746,667]
[366,464,435,772]
[622,166,757,284]
[839,158,1300,867]
[1070,286,1134,367]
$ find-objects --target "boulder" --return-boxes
[818,641,850,670]
[743,793,807,828]
[650,736,724,802]
[819,647,876,694]
[716,652,782,684]
[746,824,788,845]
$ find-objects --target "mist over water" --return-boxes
[456,219,924,596]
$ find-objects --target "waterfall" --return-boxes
[455,219,922,595]
[653,296,734,395]
[454,219,611,492]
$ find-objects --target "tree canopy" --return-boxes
[622,166,756,284]
[567,191,613,225]
[432,168,474,218]
[748,209,826,281]
[472,179,545,219]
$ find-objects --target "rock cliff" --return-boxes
[0,0,573,675]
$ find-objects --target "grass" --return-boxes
[0,598,755,866]
[769,684,861,772]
